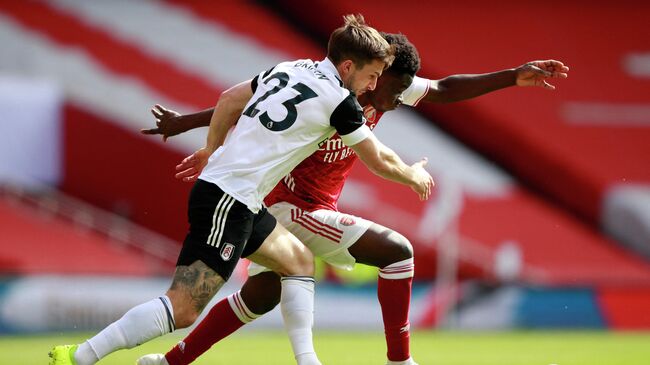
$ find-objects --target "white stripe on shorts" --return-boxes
[206,194,234,247]
[214,195,236,248]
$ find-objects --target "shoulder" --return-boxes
[333,93,363,117]
[330,92,364,128]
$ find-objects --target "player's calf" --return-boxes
[240,271,282,314]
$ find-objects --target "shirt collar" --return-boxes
[316,57,344,86]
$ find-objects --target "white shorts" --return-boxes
[248,201,372,276]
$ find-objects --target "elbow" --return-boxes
[219,83,251,111]
[218,89,236,105]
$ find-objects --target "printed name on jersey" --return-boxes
[220,243,236,261]
[294,60,329,80]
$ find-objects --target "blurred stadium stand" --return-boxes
[1,0,649,331]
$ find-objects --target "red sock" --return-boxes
[378,258,414,362]
[166,291,257,365]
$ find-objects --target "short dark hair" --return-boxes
[327,14,395,68]
[381,32,421,76]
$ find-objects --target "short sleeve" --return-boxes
[341,124,371,146]
[329,93,370,146]
[401,76,431,106]
[251,67,276,93]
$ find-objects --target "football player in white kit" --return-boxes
[138,28,568,365]
[49,14,434,365]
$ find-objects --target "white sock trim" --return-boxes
[379,258,414,280]
[386,357,416,365]
[158,295,176,332]
[227,291,261,323]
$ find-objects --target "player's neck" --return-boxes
[357,94,371,107]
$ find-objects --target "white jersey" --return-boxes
[199,58,372,213]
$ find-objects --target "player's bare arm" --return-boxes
[141,80,252,143]
[174,80,254,182]
[205,80,253,153]
[424,59,570,103]
[141,105,211,142]
[351,133,434,201]
[205,79,254,153]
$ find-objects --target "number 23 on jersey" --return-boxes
[243,72,318,131]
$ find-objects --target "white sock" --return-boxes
[386,358,417,365]
[280,277,321,365]
[74,296,175,365]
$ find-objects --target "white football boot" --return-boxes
[136,353,168,365]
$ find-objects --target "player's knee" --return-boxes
[286,245,315,276]
[166,290,201,329]
[388,231,414,261]
[175,309,200,329]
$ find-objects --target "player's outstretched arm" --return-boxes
[141,79,253,142]
[141,105,212,142]
[351,134,434,201]
[174,80,254,182]
[423,59,569,103]
[514,60,569,89]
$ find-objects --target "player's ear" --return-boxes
[338,59,354,78]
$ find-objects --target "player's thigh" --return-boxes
[348,222,413,268]
[267,202,372,271]
[172,180,255,316]
[246,222,314,276]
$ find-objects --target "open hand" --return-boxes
[141,104,182,142]
[516,60,569,90]
[411,157,435,201]
[175,148,211,182]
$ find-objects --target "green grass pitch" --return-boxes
[1,330,649,365]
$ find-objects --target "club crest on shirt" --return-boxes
[220,243,235,261]
[339,215,356,226]
[363,105,377,122]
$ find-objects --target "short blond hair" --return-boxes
[327,14,394,69]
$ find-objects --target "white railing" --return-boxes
[1,182,178,271]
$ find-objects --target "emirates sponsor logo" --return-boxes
[339,215,356,226]
[323,147,355,163]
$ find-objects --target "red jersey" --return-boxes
[264,105,383,211]
[264,76,430,212]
